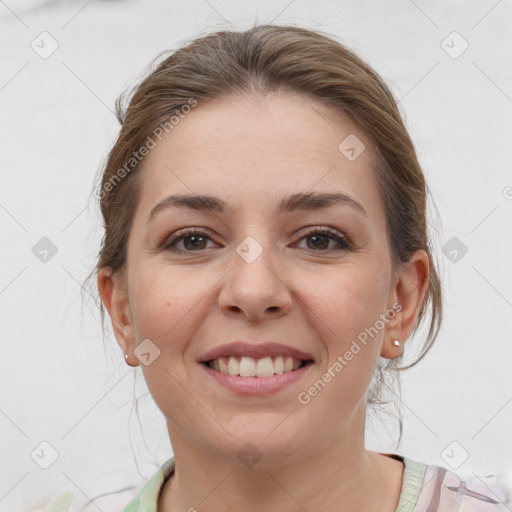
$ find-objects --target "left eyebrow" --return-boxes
[147,191,367,222]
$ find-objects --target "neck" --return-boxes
[158,434,403,512]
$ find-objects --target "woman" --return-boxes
[46,23,508,512]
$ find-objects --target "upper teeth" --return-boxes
[209,356,303,377]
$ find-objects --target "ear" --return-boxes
[97,267,138,366]
[381,249,430,359]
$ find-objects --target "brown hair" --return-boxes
[85,23,443,447]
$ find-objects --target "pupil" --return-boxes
[309,234,328,250]
[185,235,205,250]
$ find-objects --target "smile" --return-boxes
[200,358,315,395]
[204,355,310,378]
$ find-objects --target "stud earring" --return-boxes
[392,340,401,348]
[125,353,129,360]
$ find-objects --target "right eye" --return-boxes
[161,228,218,252]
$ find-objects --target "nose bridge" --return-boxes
[229,209,277,265]
[232,231,278,287]
[218,228,291,320]
[235,233,267,265]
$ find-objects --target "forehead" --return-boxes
[135,91,384,222]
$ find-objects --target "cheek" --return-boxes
[128,264,210,345]
[303,264,387,337]
[297,270,386,420]
[129,267,214,410]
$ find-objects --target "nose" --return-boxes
[217,238,292,322]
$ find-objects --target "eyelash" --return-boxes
[161,226,354,253]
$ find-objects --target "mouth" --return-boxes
[201,355,315,378]
[200,356,314,395]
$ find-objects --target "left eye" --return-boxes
[161,227,353,252]
[295,227,353,252]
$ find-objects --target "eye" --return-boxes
[161,228,216,252]
[161,226,353,253]
[295,226,353,252]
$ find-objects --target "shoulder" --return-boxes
[32,458,175,512]
[401,455,511,512]
[33,488,142,512]
[31,492,73,512]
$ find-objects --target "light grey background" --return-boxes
[1,0,511,510]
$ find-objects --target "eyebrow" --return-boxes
[148,191,367,222]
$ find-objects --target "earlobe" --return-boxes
[382,249,430,359]
[97,267,136,362]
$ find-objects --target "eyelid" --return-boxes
[160,225,354,253]
[296,225,353,251]
[159,226,218,248]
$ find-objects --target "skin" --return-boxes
[98,91,429,512]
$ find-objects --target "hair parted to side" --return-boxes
[84,22,443,447]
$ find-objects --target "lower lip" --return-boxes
[199,361,314,395]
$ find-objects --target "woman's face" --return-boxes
[100,91,428,466]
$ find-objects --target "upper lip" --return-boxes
[199,342,315,363]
